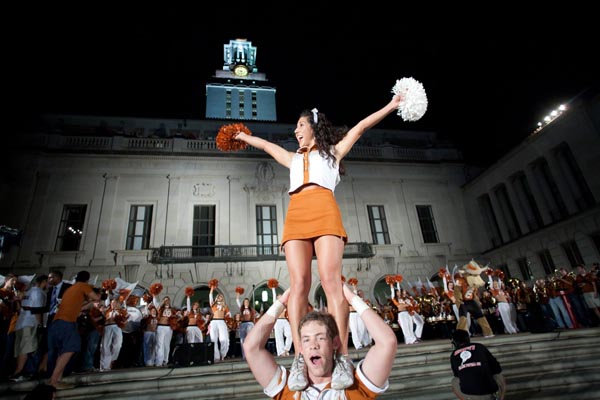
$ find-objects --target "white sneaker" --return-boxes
[331,354,354,390]
[288,354,308,391]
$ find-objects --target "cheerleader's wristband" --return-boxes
[351,295,370,316]
[266,300,285,318]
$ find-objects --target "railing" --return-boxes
[151,242,375,264]
[34,134,461,162]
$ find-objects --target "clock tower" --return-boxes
[205,38,277,121]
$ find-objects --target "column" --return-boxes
[523,167,553,225]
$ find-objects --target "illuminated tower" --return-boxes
[205,38,277,121]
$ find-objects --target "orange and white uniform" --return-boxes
[264,360,388,399]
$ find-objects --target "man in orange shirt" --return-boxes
[47,271,100,389]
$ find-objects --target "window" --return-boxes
[225,90,232,119]
[126,205,153,250]
[367,205,390,245]
[256,205,278,255]
[537,249,555,276]
[192,205,216,256]
[516,257,533,280]
[55,205,87,251]
[416,205,439,243]
[561,240,584,268]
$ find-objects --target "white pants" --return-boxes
[186,326,203,343]
[156,325,173,366]
[497,302,518,334]
[209,319,229,361]
[274,319,293,356]
[412,313,424,339]
[349,312,370,349]
[398,311,417,344]
[100,324,122,370]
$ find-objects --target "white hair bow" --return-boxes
[311,108,318,124]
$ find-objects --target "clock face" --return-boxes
[234,65,249,77]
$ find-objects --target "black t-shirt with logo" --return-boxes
[450,342,502,395]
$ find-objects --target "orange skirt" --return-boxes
[281,187,348,247]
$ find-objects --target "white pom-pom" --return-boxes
[391,77,428,122]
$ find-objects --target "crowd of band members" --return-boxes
[1,263,599,381]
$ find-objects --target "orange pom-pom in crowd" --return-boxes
[235,286,245,295]
[185,287,195,297]
[216,123,252,152]
[385,275,396,286]
[395,274,403,283]
[102,279,117,291]
[267,279,279,289]
[208,279,219,289]
[348,278,358,286]
[149,283,163,296]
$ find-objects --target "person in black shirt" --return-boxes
[450,329,506,399]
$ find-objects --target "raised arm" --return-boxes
[235,132,295,168]
[335,95,403,160]
[342,284,397,388]
[243,288,291,387]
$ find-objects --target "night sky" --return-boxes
[9,4,598,167]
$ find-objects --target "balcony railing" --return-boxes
[23,134,462,163]
[151,242,375,264]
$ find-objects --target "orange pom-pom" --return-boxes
[267,279,279,289]
[495,269,505,280]
[149,283,163,296]
[119,289,131,299]
[348,278,358,286]
[438,268,447,279]
[185,287,194,297]
[485,269,494,276]
[216,123,252,152]
[142,293,152,303]
[395,274,403,283]
[235,286,245,295]
[208,279,219,289]
[385,275,395,286]
[102,279,117,290]
[341,275,346,283]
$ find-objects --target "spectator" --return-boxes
[450,329,506,399]
[47,271,100,389]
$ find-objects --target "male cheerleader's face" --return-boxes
[300,321,340,380]
[295,116,315,149]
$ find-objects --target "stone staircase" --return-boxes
[2,327,600,399]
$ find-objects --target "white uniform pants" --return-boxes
[156,325,173,366]
[349,312,370,349]
[274,319,293,356]
[209,319,229,361]
[497,302,518,334]
[186,326,203,343]
[398,311,417,344]
[100,324,122,370]
[412,313,424,339]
